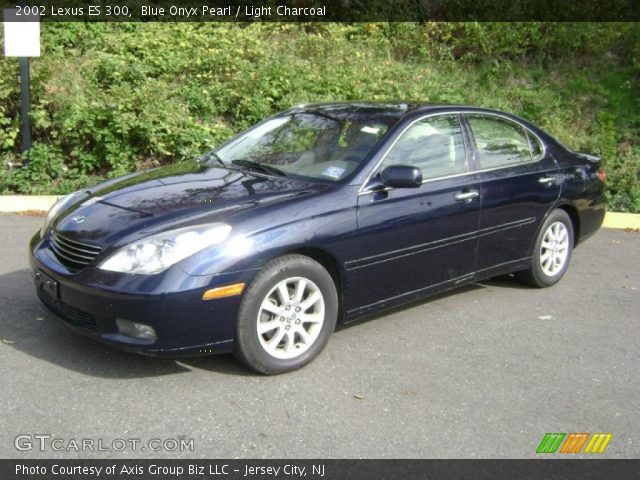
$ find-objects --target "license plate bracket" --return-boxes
[35,270,59,299]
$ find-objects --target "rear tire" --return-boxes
[233,255,338,375]
[516,209,574,288]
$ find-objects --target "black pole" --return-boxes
[19,56,32,157]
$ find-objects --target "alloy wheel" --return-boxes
[539,221,570,276]
[256,276,325,360]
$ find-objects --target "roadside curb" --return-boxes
[1,196,639,230]
[0,195,61,213]
[602,212,640,230]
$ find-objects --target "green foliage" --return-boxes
[599,112,640,212]
[606,148,640,213]
[0,22,638,211]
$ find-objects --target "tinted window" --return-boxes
[467,115,533,169]
[382,115,467,180]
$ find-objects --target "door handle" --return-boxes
[538,176,556,185]
[454,190,479,202]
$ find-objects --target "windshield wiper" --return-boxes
[231,159,287,177]
[199,151,225,166]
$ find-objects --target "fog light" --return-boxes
[116,319,157,341]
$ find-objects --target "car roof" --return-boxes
[291,101,436,117]
[287,102,516,122]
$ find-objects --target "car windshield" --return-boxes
[212,111,393,182]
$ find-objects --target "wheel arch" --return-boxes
[526,202,581,258]
[280,246,346,323]
[555,202,581,247]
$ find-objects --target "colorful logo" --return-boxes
[537,433,612,454]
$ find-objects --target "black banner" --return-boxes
[2,460,640,480]
[2,0,639,22]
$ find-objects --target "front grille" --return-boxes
[37,289,97,330]
[50,231,102,270]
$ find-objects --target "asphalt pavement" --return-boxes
[1,214,638,458]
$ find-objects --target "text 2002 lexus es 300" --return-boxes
[30,103,606,374]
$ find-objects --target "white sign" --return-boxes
[3,9,41,57]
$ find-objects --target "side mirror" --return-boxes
[380,165,422,188]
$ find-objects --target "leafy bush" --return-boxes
[607,149,640,213]
[0,22,638,211]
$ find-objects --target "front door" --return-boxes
[352,114,481,314]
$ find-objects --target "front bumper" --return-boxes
[30,232,256,357]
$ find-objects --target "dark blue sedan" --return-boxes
[30,103,607,374]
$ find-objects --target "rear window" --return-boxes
[467,115,534,169]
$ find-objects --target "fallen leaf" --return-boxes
[403,389,417,396]
[16,210,47,217]
[353,394,365,400]
[538,315,553,320]
[1,339,16,345]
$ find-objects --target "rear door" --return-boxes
[462,113,561,272]
[353,113,481,312]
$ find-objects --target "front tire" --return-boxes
[517,209,574,288]
[234,255,338,374]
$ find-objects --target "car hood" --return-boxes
[52,160,323,247]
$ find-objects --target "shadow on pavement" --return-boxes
[474,273,531,290]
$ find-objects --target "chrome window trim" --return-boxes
[525,128,544,162]
[358,110,547,196]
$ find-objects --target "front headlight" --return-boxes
[41,193,78,236]
[98,223,232,275]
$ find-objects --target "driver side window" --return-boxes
[381,115,467,181]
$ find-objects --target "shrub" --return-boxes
[0,22,638,211]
